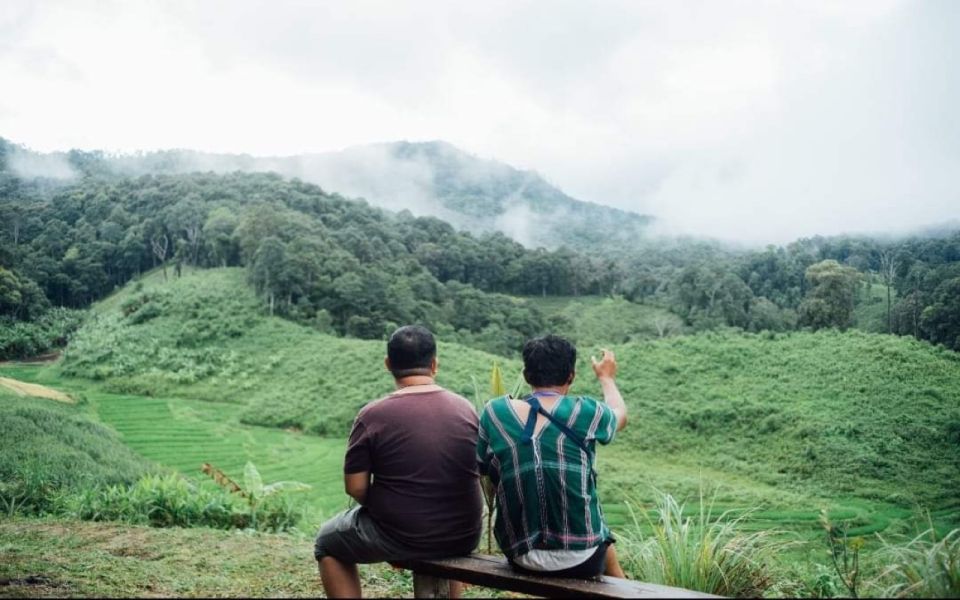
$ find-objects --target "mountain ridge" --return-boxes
[0,137,654,250]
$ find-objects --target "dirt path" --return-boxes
[0,377,73,403]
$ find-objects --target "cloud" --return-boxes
[6,148,76,180]
[1,0,957,244]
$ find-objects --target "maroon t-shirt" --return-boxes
[344,386,483,553]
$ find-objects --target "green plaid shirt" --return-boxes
[476,394,618,559]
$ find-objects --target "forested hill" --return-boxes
[0,139,654,251]
[0,149,637,356]
[2,136,960,360]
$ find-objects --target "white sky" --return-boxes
[1,0,958,244]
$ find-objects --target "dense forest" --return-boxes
[1,137,959,359]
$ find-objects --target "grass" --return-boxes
[874,527,960,598]
[523,294,685,346]
[618,490,789,597]
[4,268,960,595]
[62,267,516,436]
[606,329,960,506]
[0,390,154,515]
[0,517,507,598]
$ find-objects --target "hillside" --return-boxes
[61,269,960,520]
[605,330,960,508]
[62,267,516,436]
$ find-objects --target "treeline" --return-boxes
[613,232,960,349]
[0,146,637,355]
[2,138,959,355]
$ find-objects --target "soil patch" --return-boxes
[0,377,73,403]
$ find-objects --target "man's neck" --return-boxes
[531,385,569,396]
[394,375,436,389]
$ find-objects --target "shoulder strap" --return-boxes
[521,396,592,455]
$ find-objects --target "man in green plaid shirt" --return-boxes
[477,335,628,578]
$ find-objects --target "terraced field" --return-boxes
[91,391,349,524]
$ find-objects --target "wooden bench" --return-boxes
[393,554,722,598]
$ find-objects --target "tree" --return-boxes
[166,196,206,265]
[150,233,169,281]
[879,249,898,333]
[0,267,23,315]
[204,208,239,267]
[250,237,287,316]
[920,277,960,350]
[798,260,861,330]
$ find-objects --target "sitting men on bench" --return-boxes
[315,325,482,598]
[476,335,629,578]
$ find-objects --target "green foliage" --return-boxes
[820,510,865,597]
[618,490,787,597]
[63,268,517,436]
[0,307,86,359]
[4,142,960,349]
[528,295,686,345]
[59,473,302,532]
[0,393,153,515]
[799,260,862,331]
[607,329,960,505]
[875,527,960,598]
[920,277,960,350]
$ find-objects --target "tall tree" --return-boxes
[798,260,861,330]
[879,249,898,333]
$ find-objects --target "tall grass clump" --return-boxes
[618,490,787,597]
[874,527,960,598]
[59,473,304,532]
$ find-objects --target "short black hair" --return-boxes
[387,325,436,378]
[522,335,576,387]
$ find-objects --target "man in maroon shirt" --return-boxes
[315,325,482,598]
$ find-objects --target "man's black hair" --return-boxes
[387,325,437,378]
[522,335,577,388]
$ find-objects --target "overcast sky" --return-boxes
[1,0,957,244]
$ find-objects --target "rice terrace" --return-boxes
[3,1,960,598]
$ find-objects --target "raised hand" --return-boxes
[591,349,617,380]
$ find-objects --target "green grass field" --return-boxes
[1,364,346,527]
[4,267,960,595]
[523,294,685,346]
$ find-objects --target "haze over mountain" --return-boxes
[3,139,654,251]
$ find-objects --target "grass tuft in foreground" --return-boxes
[874,527,960,598]
[618,489,789,597]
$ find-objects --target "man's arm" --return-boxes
[592,349,628,431]
[344,471,370,505]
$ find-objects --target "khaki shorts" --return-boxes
[314,506,466,564]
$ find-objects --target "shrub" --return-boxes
[618,490,788,597]
[58,473,304,532]
[0,307,86,360]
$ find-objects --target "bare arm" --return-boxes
[344,471,370,505]
[592,349,628,431]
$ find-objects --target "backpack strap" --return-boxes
[519,395,592,456]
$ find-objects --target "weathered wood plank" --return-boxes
[394,554,721,599]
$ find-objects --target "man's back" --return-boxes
[345,385,482,553]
